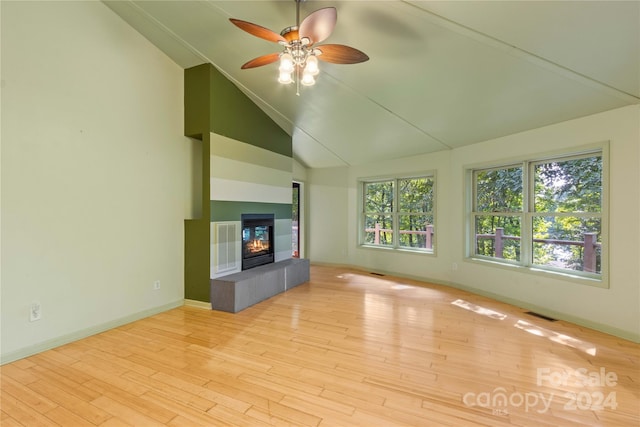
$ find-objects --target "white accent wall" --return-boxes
[1,1,190,362]
[308,105,640,342]
[209,133,293,277]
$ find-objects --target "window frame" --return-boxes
[359,172,436,254]
[466,145,608,287]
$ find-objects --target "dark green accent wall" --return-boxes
[210,201,293,222]
[183,63,293,303]
[185,63,291,157]
[184,66,210,139]
[184,131,211,302]
[184,219,210,302]
[210,68,291,158]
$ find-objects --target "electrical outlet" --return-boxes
[153,280,161,290]
[30,302,42,322]
[452,262,459,271]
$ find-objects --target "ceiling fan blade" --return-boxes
[241,52,281,69]
[229,18,286,43]
[315,44,369,64]
[299,7,337,45]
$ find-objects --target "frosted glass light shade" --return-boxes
[278,71,293,84]
[301,71,315,86]
[279,53,294,73]
[305,55,319,76]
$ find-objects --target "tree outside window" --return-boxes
[363,176,435,251]
[474,166,523,262]
[532,156,602,274]
[364,181,394,246]
[470,151,603,278]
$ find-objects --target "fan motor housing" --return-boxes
[280,26,300,42]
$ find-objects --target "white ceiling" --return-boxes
[103,0,639,169]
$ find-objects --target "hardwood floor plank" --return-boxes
[25,380,112,425]
[1,376,58,414]
[0,390,59,427]
[1,265,637,426]
[42,406,96,427]
[244,406,303,427]
[0,363,39,385]
[98,416,135,427]
[205,402,272,427]
[90,379,180,424]
[0,415,26,427]
[237,371,324,397]
[72,362,149,397]
[27,364,101,402]
[202,376,285,410]
[138,391,225,426]
[91,395,168,427]
[257,399,323,426]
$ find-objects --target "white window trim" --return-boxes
[358,172,437,254]
[464,143,609,288]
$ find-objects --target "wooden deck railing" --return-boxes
[365,224,434,249]
[365,224,599,273]
[476,227,600,272]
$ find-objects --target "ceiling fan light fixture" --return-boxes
[278,71,293,84]
[230,1,368,93]
[304,55,319,76]
[279,53,294,73]
[300,71,316,86]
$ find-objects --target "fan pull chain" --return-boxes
[296,67,300,96]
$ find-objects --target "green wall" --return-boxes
[210,201,292,222]
[184,63,292,302]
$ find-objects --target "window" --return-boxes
[474,166,523,263]
[469,150,605,282]
[361,175,435,252]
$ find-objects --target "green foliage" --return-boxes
[474,167,523,259]
[399,177,433,212]
[534,156,602,213]
[292,184,299,221]
[364,181,394,245]
[475,215,521,261]
[364,177,434,249]
[365,181,393,213]
[473,154,602,274]
[399,178,433,248]
[475,167,522,212]
[533,156,602,272]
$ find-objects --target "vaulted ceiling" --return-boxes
[103,1,639,169]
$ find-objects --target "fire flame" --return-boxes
[248,239,268,253]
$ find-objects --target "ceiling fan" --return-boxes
[229,0,369,93]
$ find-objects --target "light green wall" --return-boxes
[1,1,190,363]
[447,105,639,342]
[307,167,350,264]
[309,105,640,342]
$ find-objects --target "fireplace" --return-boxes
[241,213,275,270]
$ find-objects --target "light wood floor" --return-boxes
[2,265,639,426]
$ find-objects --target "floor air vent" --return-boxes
[370,272,385,276]
[525,311,557,322]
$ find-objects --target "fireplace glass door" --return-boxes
[241,214,275,270]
